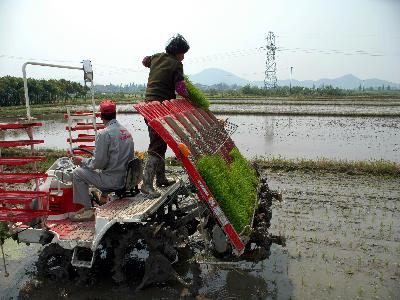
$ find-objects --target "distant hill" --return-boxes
[189,68,249,86]
[188,68,400,90]
[273,74,400,90]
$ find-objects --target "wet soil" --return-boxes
[268,170,400,299]
[1,170,398,299]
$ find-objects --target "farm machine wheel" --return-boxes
[111,228,150,284]
[36,243,75,281]
[111,225,183,289]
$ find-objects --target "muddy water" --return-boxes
[209,99,400,105]
[268,171,400,299]
[210,104,400,114]
[1,170,399,299]
[1,114,399,162]
[115,102,400,115]
[1,244,293,300]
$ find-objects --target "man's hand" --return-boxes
[218,118,228,127]
[71,156,83,166]
[142,56,151,68]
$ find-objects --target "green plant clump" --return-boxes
[0,222,8,240]
[184,75,210,109]
[196,147,258,233]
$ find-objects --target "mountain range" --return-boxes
[188,68,400,90]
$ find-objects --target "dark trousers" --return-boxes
[145,119,167,157]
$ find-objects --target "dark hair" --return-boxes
[101,112,116,120]
[165,34,190,55]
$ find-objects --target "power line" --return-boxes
[264,31,277,89]
[0,43,397,79]
[275,47,389,57]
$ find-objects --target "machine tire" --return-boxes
[111,225,181,288]
[36,243,75,281]
[111,228,150,284]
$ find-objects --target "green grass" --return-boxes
[184,75,210,109]
[196,147,258,233]
[254,157,400,177]
[3,148,398,177]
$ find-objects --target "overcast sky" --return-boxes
[1,0,399,85]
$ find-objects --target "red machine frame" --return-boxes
[134,99,246,253]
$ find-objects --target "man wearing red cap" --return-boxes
[70,100,135,221]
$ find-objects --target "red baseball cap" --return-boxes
[100,100,116,114]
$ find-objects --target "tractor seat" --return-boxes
[101,157,143,198]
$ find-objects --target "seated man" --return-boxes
[70,100,135,221]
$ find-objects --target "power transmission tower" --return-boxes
[264,31,277,89]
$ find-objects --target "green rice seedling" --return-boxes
[379,272,384,282]
[322,252,326,261]
[357,286,364,297]
[196,147,258,233]
[184,75,210,109]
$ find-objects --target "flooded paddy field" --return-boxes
[209,98,400,106]
[116,102,400,116]
[208,103,400,115]
[268,170,400,299]
[1,169,398,299]
[1,114,399,162]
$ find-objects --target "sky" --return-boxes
[0,0,399,85]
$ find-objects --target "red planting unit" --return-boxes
[65,109,101,155]
[0,172,48,183]
[0,156,47,166]
[133,99,245,253]
[0,121,53,222]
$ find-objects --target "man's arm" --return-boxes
[81,133,110,170]
[173,61,189,98]
[175,80,189,98]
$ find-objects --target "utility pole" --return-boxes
[289,66,293,93]
[264,31,277,89]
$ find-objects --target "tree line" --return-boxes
[207,84,399,97]
[0,76,89,107]
[2,75,398,107]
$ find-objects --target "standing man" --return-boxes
[71,100,135,221]
[141,33,190,198]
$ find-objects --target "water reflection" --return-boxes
[7,243,293,300]
[1,114,399,162]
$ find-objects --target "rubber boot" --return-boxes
[156,158,176,187]
[141,155,161,198]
